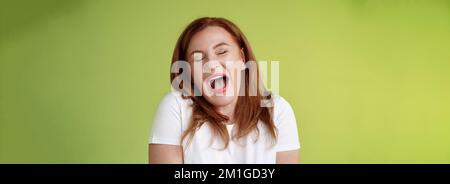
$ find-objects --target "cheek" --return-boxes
[223,51,245,75]
[225,51,243,62]
[191,68,204,88]
[227,60,245,93]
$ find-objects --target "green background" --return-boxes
[1,0,449,163]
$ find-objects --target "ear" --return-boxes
[239,48,246,70]
[240,48,246,62]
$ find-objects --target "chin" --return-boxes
[204,95,237,107]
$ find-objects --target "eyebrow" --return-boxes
[213,42,229,49]
[188,42,230,57]
[189,50,205,58]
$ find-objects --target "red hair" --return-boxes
[170,17,277,149]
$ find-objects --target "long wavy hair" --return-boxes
[170,17,277,149]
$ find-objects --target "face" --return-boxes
[186,26,245,107]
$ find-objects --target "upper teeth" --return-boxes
[210,75,223,82]
[210,75,226,89]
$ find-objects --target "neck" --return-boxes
[215,97,239,122]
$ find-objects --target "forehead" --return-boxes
[187,26,237,51]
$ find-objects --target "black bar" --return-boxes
[0,164,449,182]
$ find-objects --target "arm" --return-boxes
[273,96,301,164]
[148,92,184,164]
[276,149,300,164]
[148,144,183,164]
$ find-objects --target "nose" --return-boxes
[204,60,225,74]
[203,54,226,74]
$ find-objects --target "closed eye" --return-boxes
[217,50,228,55]
[192,52,206,62]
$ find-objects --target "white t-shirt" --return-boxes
[148,91,300,164]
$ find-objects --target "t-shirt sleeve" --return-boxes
[148,92,183,145]
[273,96,301,152]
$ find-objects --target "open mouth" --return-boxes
[208,74,229,92]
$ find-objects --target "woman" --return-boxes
[148,17,300,164]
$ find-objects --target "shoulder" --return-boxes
[158,90,191,108]
[272,94,294,113]
[150,91,190,145]
[270,95,301,151]
[154,91,193,119]
[272,94,296,126]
